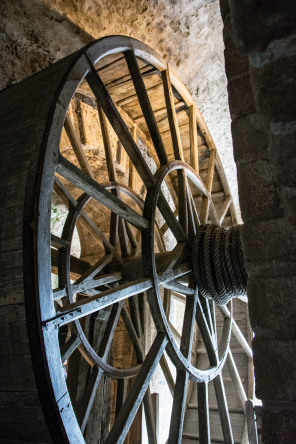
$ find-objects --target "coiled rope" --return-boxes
[192,225,248,305]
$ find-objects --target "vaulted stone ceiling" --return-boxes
[0,0,241,219]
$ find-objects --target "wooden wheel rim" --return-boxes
[57,188,146,379]
[142,161,232,383]
[19,35,252,443]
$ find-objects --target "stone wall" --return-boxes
[220,1,296,442]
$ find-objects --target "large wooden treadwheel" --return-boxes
[0,36,254,444]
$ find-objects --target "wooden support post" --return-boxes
[245,400,259,444]
[218,197,232,225]
[162,67,184,162]
[151,393,159,443]
[129,126,137,190]
[189,105,199,174]
[200,149,216,223]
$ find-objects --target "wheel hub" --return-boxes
[192,224,247,305]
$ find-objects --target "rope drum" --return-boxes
[192,225,248,305]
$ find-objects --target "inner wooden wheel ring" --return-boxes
[142,161,232,383]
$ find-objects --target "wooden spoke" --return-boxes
[157,192,189,243]
[128,295,143,338]
[159,242,186,274]
[51,234,66,249]
[189,105,199,174]
[74,254,113,285]
[160,261,193,287]
[162,68,190,237]
[121,305,143,363]
[187,184,200,229]
[79,367,104,432]
[128,158,136,190]
[105,333,168,444]
[51,248,90,278]
[53,176,122,255]
[106,65,156,90]
[118,218,131,258]
[86,60,155,189]
[64,113,94,178]
[56,155,149,231]
[168,289,198,443]
[245,400,259,444]
[115,379,128,418]
[168,321,181,344]
[128,126,138,191]
[213,374,234,444]
[4,36,252,444]
[54,271,123,300]
[209,299,218,344]
[161,68,184,162]
[195,298,217,365]
[124,221,137,255]
[86,59,188,243]
[47,262,191,328]
[178,169,188,233]
[98,107,131,257]
[162,280,195,295]
[163,288,171,317]
[80,211,118,256]
[61,335,81,364]
[218,196,232,226]
[180,290,198,358]
[45,278,152,329]
[226,351,247,413]
[200,149,216,223]
[200,297,215,339]
[143,389,158,444]
[54,175,77,209]
[168,370,189,444]
[98,105,117,182]
[79,302,123,431]
[124,50,168,166]
[98,302,124,360]
[160,354,175,396]
[198,382,211,444]
[219,305,252,358]
[186,190,197,240]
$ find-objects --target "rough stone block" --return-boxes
[250,53,296,121]
[219,0,230,21]
[281,188,296,229]
[261,402,296,444]
[224,49,250,81]
[223,16,249,79]
[232,113,269,163]
[242,217,296,265]
[253,337,296,401]
[270,122,296,188]
[237,159,282,222]
[227,73,256,121]
[228,0,296,52]
[248,276,296,339]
